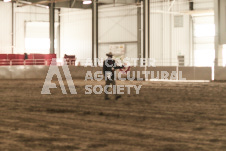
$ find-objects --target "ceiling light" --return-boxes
[83,0,92,4]
[3,0,11,2]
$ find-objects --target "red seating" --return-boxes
[0,54,7,59]
[0,54,9,66]
[64,54,76,65]
[0,54,56,66]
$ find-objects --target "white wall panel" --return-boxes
[193,0,214,10]
[194,37,214,44]
[171,15,190,66]
[150,13,163,64]
[98,5,137,43]
[162,14,171,66]
[193,15,215,66]
[98,5,137,59]
[14,6,54,54]
[60,8,92,63]
[149,1,191,66]
[0,2,12,53]
[0,2,58,54]
[0,0,214,67]
[193,16,214,24]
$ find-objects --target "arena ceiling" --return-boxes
[2,0,142,8]
[1,0,210,15]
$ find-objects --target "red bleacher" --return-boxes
[0,54,56,66]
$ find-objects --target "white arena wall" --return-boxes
[98,5,138,59]
[149,3,190,66]
[0,65,212,81]
[149,0,214,66]
[0,2,12,53]
[0,0,215,67]
[0,2,58,54]
[60,8,92,61]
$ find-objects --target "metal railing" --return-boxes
[0,59,53,66]
[75,58,216,67]
[0,58,220,67]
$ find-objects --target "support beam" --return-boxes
[170,13,172,66]
[71,0,76,8]
[189,16,194,66]
[214,0,219,67]
[49,2,55,54]
[214,0,222,67]
[92,0,98,66]
[137,2,141,63]
[147,0,150,59]
[143,0,150,64]
[168,0,176,11]
[12,2,14,53]
[143,0,145,60]
[57,9,61,58]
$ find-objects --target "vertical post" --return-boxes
[49,2,55,54]
[192,17,195,66]
[161,8,163,66]
[189,1,193,66]
[92,0,98,66]
[57,9,61,58]
[170,14,172,66]
[12,2,14,53]
[214,0,220,67]
[143,0,146,60]
[189,16,192,66]
[137,1,141,65]
[147,0,150,59]
[143,0,150,65]
[96,1,98,64]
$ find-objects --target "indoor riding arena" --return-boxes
[0,0,226,151]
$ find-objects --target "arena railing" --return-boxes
[74,58,216,67]
[0,59,53,66]
[0,59,10,66]
[0,58,219,67]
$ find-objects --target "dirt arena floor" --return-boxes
[0,79,226,151]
